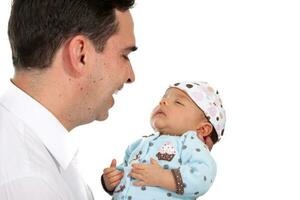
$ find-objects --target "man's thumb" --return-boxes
[110,159,117,167]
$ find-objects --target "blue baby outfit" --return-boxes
[112,131,216,200]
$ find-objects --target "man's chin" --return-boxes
[95,111,109,121]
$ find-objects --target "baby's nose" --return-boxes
[159,98,168,106]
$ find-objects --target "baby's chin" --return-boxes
[151,119,165,132]
[151,124,177,135]
[152,125,165,134]
[151,119,181,135]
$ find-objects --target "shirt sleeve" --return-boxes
[176,134,217,198]
[0,177,63,200]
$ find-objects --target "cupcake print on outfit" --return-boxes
[156,141,176,161]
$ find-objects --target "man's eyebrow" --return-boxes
[125,46,138,52]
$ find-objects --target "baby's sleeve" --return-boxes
[116,138,143,171]
[175,135,217,198]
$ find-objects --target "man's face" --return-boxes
[83,10,136,122]
[150,88,206,135]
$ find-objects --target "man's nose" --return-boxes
[126,64,135,83]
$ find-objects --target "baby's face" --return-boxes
[150,87,207,136]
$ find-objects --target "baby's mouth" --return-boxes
[155,108,166,117]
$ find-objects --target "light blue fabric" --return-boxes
[113,131,216,200]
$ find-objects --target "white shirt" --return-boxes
[0,82,94,200]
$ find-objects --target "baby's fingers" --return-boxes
[129,172,143,181]
[131,168,144,174]
[133,181,146,187]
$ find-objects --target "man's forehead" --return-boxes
[115,10,134,35]
[116,9,133,24]
[102,10,136,53]
[115,10,136,50]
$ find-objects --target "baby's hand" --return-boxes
[130,158,177,192]
[130,158,165,187]
[102,159,124,192]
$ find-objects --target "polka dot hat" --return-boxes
[171,81,226,141]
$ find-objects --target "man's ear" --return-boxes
[64,35,90,77]
[196,122,213,139]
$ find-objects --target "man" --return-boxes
[0,0,136,199]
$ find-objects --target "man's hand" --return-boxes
[102,159,124,192]
[204,136,214,151]
[129,158,176,192]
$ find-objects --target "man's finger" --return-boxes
[109,172,124,183]
[110,180,122,188]
[108,170,123,177]
[103,167,121,175]
[110,159,117,167]
[204,136,213,151]
[103,167,117,174]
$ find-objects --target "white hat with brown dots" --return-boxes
[171,81,226,141]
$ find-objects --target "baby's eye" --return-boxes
[175,100,184,106]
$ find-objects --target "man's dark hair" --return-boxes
[8,0,135,70]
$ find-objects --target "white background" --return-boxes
[1,0,300,199]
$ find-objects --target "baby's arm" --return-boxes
[172,137,217,198]
[130,158,177,192]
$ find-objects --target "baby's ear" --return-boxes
[196,122,213,139]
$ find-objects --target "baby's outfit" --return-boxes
[112,131,216,200]
[102,81,226,199]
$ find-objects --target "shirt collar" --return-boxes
[0,81,78,170]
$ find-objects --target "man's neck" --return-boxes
[12,71,76,131]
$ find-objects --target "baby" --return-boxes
[101,81,226,200]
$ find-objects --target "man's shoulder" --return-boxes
[0,172,74,200]
[0,147,66,197]
[0,104,24,133]
[0,107,60,187]
[0,105,27,160]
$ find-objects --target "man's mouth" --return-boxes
[113,85,124,95]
